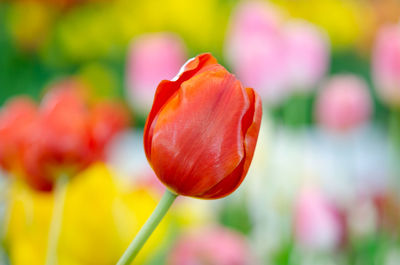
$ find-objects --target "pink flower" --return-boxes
[284,20,330,92]
[126,33,187,114]
[315,75,372,132]
[168,226,256,265]
[225,1,288,104]
[372,24,400,107]
[294,188,346,251]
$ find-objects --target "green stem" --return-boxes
[45,174,68,265]
[117,189,178,265]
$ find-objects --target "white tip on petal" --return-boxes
[171,57,195,81]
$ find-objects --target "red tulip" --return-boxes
[22,80,129,191]
[39,81,92,165]
[0,97,53,191]
[143,53,262,199]
[22,143,54,191]
[22,84,91,191]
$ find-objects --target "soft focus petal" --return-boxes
[294,188,346,251]
[0,97,38,172]
[315,75,372,132]
[88,102,130,161]
[167,226,256,265]
[6,163,169,265]
[285,20,330,92]
[372,23,400,107]
[225,1,288,104]
[126,33,187,115]
[59,163,169,265]
[5,180,55,265]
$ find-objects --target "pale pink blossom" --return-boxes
[285,20,330,92]
[168,226,256,265]
[372,24,400,107]
[225,1,288,104]
[315,75,372,132]
[126,33,187,114]
[294,188,346,251]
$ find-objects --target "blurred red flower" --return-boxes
[0,97,38,173]
[1,79,130,191]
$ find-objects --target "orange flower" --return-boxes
[144,53,262,199]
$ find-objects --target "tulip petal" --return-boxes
[199,87,262,199]
[149,68,250,197]
[241,87,262,178]
[144,53,217,159]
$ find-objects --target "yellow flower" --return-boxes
[6,163,168,265]
[171,197,214,229]
[5,180,53,265]
[51,0,227,63]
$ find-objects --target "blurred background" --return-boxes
[1,0,400,264]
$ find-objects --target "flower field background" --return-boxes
[1,0,400,264]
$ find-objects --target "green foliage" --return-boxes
[219,196,253,235]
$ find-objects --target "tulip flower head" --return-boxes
[315,75,372,132]
[372,24,400,108]
[126,33,187,115]
[144,53,262,199]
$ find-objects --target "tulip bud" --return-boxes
[315,75,372,132]
[372,24,400,108]
[144,53,262,199]
[126,33,187,115]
